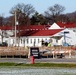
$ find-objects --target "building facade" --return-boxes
[0,22,76,47]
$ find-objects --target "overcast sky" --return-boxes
[0,0,76,17]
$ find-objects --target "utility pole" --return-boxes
[15,11,17,46]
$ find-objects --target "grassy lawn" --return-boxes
[0,62,76,68]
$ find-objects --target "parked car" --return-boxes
[57,53,65,58]
[0,42,8,46]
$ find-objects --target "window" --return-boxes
[31,39,32,43]
[73,30,76,32]
[23,39,25,44]
[34,39,36,46]
[13,39,14,44]
[56,39,58,43]
[34,39,36,43]
[45,38,47,40]
[21,39,22,44]
[26,38,29,44]
[38,39,39,43]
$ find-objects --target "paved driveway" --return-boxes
[0,58,76,64]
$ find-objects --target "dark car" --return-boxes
[0,42,8,46]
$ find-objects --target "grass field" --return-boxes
[0,62,76,68]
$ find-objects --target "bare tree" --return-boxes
[10,3,35,25]
[0,15,4,26]
[45,4,65,22]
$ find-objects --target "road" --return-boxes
[0,58,76,64]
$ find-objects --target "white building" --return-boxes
[0,22,76,47]
[52,28,76,46]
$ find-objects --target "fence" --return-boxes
[0,46,29,58]
[39,46,74,58]
[0,46,75,58]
